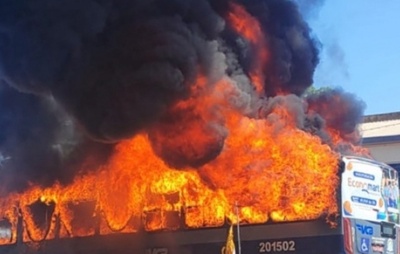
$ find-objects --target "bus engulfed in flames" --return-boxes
[0,77,365,246]
[0,129,339,245]
[0,0,370,251]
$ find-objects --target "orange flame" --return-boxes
[326,127,371,157]
[0,74,342,243]
[227,3,270,94]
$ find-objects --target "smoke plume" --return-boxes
[0,0,365,192]
[304,87,366,151]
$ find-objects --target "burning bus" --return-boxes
[0,155,399,254]
[0,0,394,253]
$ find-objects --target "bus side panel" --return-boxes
[183,235,345,254]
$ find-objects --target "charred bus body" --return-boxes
[0,219,343,254]
[0,156,399,254]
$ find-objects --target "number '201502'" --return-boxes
[259,240,296,252]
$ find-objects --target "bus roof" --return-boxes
[342,155,396,170]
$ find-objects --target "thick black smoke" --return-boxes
[0,0,226,143]
[304,87,366,147]
[0,83,62,193]
[0,83,113,194]
[225,0,320,96]
[149,0,321,167]
[0,0,322,190]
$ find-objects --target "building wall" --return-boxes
[360,112,400,171]
[364,143,400,164]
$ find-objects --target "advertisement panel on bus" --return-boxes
[342,157,400,254]
[341,158,400,224]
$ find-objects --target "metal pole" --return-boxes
[235,202,242,254]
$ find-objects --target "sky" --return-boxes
[307,0,400,115]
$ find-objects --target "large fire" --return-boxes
[0,75,340,245]
[0,0,364,247]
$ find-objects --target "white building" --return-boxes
[360,112,400,170]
